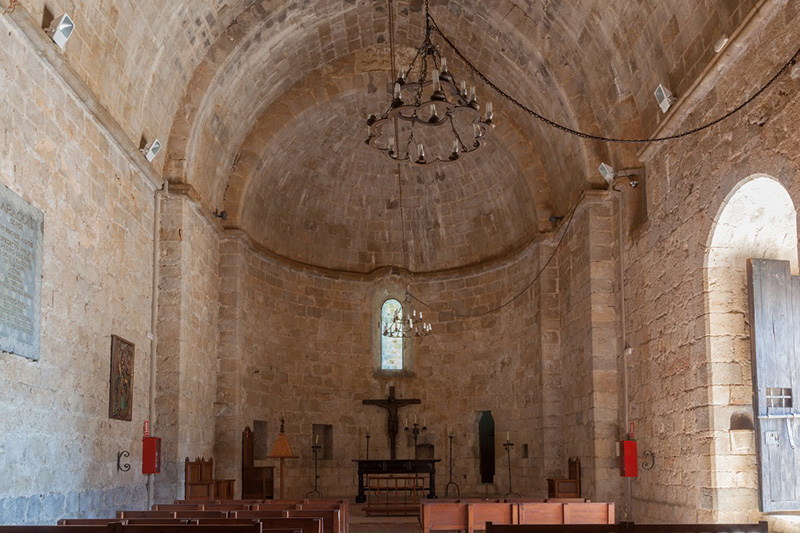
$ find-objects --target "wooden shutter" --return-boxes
[748,258,800,511]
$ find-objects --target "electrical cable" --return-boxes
[406,5,798,319]
[409,196,581,318]
[427,13,799,144]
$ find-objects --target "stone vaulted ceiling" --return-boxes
[32,0,758,274]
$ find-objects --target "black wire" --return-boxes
[406,11,797,320]
[409,197,582,319]
[427,13,800,144]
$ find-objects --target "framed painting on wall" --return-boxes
[109,334,135,421]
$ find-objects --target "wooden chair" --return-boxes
[546,457,580,499]
[184,457,235,500]
[242,426,275,499]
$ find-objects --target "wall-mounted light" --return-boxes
[548,215,563,225]
[46,14,75,50]
[598,163,641,188]
[213,210,228,221]
[654,84,676,113]
[598,162,616,185]
[140,139,162,162]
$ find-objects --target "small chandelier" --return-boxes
[366,12,495,165]
[382,293,432,338]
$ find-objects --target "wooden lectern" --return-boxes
[267,417,298,499]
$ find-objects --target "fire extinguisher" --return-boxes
[619,422,638,477]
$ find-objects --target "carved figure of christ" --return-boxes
[362,386,421,460]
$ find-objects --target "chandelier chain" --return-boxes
[388,0,409,268]
[427,13,800,144]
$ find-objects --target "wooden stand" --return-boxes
[268,454,299,499]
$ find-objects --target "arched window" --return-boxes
[380,299,404,370]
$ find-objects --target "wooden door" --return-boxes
[747,258,800,511]
[479,411,495,484]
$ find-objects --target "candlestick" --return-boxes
[305,442,323,498]
[445,431,460,496]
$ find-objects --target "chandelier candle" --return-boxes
[366,4,495,165]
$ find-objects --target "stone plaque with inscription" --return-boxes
[0,183,43,360]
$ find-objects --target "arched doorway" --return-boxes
[705,175,798,519]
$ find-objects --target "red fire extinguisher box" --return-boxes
[619,439,638,477]
[142,436,161,474]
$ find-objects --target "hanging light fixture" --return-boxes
[382,292,432,338]
[366,3,495,165]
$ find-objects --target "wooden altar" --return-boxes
[354,459,441,504]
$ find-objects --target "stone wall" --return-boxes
[0,13,156,523]
[554,193,623,504]
[213,229,562,499]
[155,193,220,502]
[625,2,800,522]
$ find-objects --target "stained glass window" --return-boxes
[381,299,403,370]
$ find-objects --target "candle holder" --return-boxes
[305,443,323,498]
[404,421,427,458]
[365,431,371,460]
[445,431,460,496]
[503,439,520,498]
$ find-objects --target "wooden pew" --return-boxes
[517,503,564,525]
[484,522,769,533]
[486,524,623,533]
[58,520,191,526]
[469,503,518,533]
[173,512,229,519]
[152,505,206,511]
[296,502,348,533]
[286,510,340,533]
[631,525,768,533]
[563,503,614,524]
[195,520,301,533]
[117,511,176,519]
[229,513,322,533]
[107,524,263,533]
[0,527,109,533]
[421,501,468,532]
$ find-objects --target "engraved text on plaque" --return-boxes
[0,183,44,360]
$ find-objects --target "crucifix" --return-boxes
[363,386,421,459]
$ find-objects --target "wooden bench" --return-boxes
[469,503,518,533]
[484,522,769,533]
[235,517,322,533]
[0,525,263,533]
[421,500,615,533]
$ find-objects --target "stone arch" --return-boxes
[704,174,798,520]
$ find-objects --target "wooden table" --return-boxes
[353,459,440,503]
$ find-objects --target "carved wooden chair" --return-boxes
[185,456,235,500]
[241,426,274,499]
[546,457,581,498]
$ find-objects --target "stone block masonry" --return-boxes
[0,12,156,524]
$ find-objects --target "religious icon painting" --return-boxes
[108,334,135,421]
